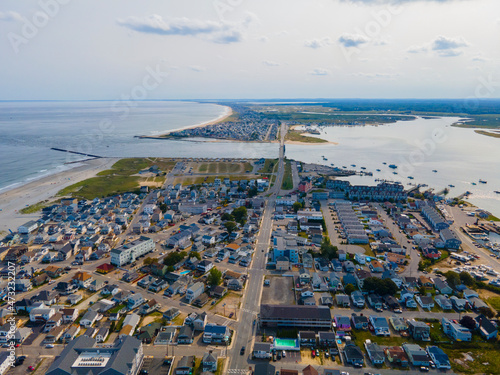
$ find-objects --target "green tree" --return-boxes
[143,257,159,265]
[363,277,398,296]
[459,316,477,330]
[320,237,338,260]
[248,186,258,198]
[478,306,495,319]
[293,202,302,213]
[190,251,201,260]
[221,212,234,221]
[224,221,237,234]
[459,271,476,287]
[444,271,460,288]
[207,267,223,286]
[344,284,356,295]
[163,251,187,266]
[232,206,248,225]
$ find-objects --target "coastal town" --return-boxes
[1,140,500,375]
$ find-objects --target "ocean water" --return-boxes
[0,102,499,217]
[0,101,277,192]
[286,117,500,217]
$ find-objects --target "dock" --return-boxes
[51,148,103,159]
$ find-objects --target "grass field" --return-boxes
[259,158,279,174]
[58,158,172,199]
[285,130,328,143]
[281,160,293,190]
[475,130,500,138]
[20,199,53,214]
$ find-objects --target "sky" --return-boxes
[0,0,499,100]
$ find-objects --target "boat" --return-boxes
[393,172,398,175]
[495,191,500,194]
[479,179,487,184]
[432,170,438,173]
[382,162,387,165]
[361,167,366,170]
[342,166,347,168]
[472,182,477,185]
[376,169,381,172]
[408,176,414,180]
[330,163,334,166]
[388,164,397,169]
[351,164,356,167]
[448,184,455,188]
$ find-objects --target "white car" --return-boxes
[46,344,54,348]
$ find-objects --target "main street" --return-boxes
[226,121,286,373]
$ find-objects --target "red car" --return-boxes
[311,350,316,358]
[28,366,35,371]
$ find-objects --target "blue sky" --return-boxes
[0,0,499,100]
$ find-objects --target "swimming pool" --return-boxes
[273,338,300,351]
[180,271,190,275]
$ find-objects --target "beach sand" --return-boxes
[151,105,233,138]
[0,157,119,233]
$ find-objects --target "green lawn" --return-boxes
[352,329,406,348]
[487,296,500,312]
[281,160,293,190]
[258,158,279,174]
[19,200,53,214]
[108,304,125,314]
[285,130,328,143]
[442,342,500,374]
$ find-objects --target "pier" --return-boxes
[51,148,103,159]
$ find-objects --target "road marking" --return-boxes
[226,370,249,374]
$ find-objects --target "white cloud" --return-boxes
[471,55,490,62]
[262,60,280,67]
[338,33,369,48]
[0,11,22,22]
[304,37,332,49]
[309,68,330,76]
[350,72,400,80]
[431,35,468,51]
[407,35,469,57]
[189,65,206,72]
[117,14,253,44]
[258,36,269,43]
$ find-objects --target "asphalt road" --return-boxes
[226,121,286,373]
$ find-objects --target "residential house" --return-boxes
[385,346,409,367]
[351,314,369,330]
[365,341,385,365]
[402,344,430,367]
[140,299,160,315]
[434,295,453,310]
[202,352,218,372]
[299,331,317,347]
[369,316,390,336]
[426,346,451,369]
[177,325,194,344]
[202,324,230,344]
[442,318,472,341]
[343,342,364,367]
[60,308,79,324]
[416,295,435,310]
[80,309,98,327]
[434,278,453,295]
[253,342,272,359]
[475,314,498,340]
[407,320,430,341]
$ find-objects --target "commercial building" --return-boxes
[46,336,143,375]
[110,236,155,267]
[260,305,332,329]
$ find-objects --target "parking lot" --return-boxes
[261,276,295,305]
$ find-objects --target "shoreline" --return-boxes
[143,104,234,138]
[0,157,119,233]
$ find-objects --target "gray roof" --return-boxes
[46,335,142,375]
[260,304,331,321]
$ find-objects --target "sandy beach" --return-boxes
[151,105,233,137]
[0,157,119,234]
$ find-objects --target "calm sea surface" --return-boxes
[0,102,498,217]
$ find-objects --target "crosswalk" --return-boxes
[226,369,250,374]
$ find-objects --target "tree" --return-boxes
[207,267,223,286]
[248,186,258,198]
[477,306,495,319]
[459,316,477,330]
[293,202,302,213]
[232,206,247,224]
[190,251,201,260]
[444,271,460,288]
[221,212,234,221]
[460,271,476,287]
[143,257,159,265]
[344,284,356,295]
[163,251,187,266]
[320,237,338,260]
[224,221,237,234]
[363,277,398,296]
